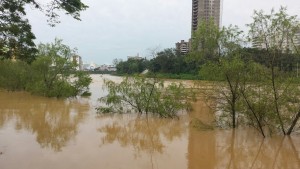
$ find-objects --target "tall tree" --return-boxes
[196,23,245,128]
[247,7,300,135]
[0,0,88,63]
[187,19,221,67]
[28,38,91,97]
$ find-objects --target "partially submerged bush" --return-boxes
[27,53,92,97]
[0,39,92,98]
[97,76,195,118]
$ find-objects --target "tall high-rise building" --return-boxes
[191,0,222,33]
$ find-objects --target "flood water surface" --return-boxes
[0,75,299,169]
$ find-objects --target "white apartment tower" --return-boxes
[252,30,300,53]
[71,55,83,71]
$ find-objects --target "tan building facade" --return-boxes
[176,40,191,55]
[192,0,222,33]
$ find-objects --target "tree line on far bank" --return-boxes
[114,48,200,79]
[113,11,300,82]
[113,47,300,80]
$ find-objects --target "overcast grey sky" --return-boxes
[26,0,300,65]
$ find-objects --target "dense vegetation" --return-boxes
[198,7,300,136]
[110,7,300,136]
[0,0,91,97]
[97,76,195,118]
[114,48,199,79]
[0,39,91,97]
[0,0,87,63]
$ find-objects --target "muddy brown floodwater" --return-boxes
[0,75,299,169]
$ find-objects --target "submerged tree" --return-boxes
[197,7,300,136]
[97,76,195,118]
[28,38,91,97]
[195,22,246,128]
[247,7,300,135]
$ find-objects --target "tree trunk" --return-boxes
[287,111,300,135]
[225,74,237,128]
[241,92,266,137]
[232,106,236,128]
[271,66,286,135]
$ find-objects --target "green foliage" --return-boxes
[199,62,223,81]
[0,0,87,63]
[0,60,30,91]
[97,76,195,118]
[73,71,92,95]
[0,0,37,63]
[200,56,248,128]
[195,22,245,129]
[27,39,91,97]
[245,7,300,135]
[189,19,220,61]
[116,58,149,74]
[247,7,300,54]
[201,7,300,136]
[114,48,198,77]
[0,39,92,98]
[149,48,196,74]
[193,8,300,136]
[187,19,244,72]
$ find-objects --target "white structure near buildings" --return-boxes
[95,64,117,72]
[71,55,83,70]
[294,31,300,49]
[83,62,98,71]
[127,53,144,60]
[82,62,116,72]
[252,30,300,53]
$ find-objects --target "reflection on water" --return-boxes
[0,75,300,169]
[188,128,300,169]
[188,101,300,169]
[0,91,89,151]
[98,114,188,156]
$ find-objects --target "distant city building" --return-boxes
[71,55,83,70]
[127,53,144,60]
[107,65,117,72]
[252,30,300,53]
[176,40,190,55]
[251,37,266,49]
[294,31,300,48]
[95,64,116,72]
[83,62,98,71]
[192,0,222,34]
